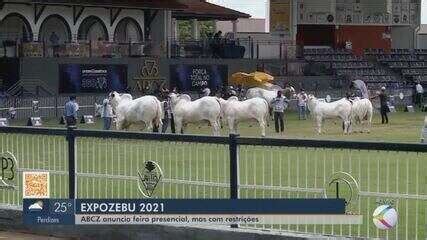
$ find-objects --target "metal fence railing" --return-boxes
[0,126,425,239]
[1,41,151,58]
[0,95,107,120]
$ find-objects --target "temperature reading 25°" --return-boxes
[54,201,73,213]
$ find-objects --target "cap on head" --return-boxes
[381,86,386,91]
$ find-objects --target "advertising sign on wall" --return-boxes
[270,0,291,33]
[169,65,228,92]
[59,64,127,93]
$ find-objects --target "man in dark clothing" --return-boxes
[270,90,289,134]
[372,87,389,124]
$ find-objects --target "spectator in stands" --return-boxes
[212,31,222,58]
[372,87,389,124]
[297,89,308,120]
[102,98,113,130]
[64,96,78,126]
[49,31,60,57]
[271,90,289,134]
[415,81,424,109]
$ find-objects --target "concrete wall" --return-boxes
[216,18,266,33]
[391,26,415,49]
[417,34,427,49]
[0,2,145,42]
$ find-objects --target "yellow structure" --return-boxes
[230,72,274,88]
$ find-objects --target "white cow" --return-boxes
[246,87,296,105]
[108,92,163,131]
[350,98,373,133]
[307,95,352,134]
[218,96,269,137]
[246,87,295,120]
[169,93,221,136]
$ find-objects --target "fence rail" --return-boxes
[0,126,426,239]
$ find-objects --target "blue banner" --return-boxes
[75,199,345,214]
[59,64,127,93]
[23,199,75,225]
[170,64,228,92]
[23,199,347,225]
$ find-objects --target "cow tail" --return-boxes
[214,97,223,129]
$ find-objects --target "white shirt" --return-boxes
[416,84,424,94]
[297,92,308,107]
[102,99,113,118]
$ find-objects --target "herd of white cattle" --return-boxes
[104,87,374,137]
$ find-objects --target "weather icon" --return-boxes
[28,201,43,211]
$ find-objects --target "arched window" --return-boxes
[39,14,71,44]
[0,13,33,43]
[114,17,143,43]
[77,16,109,41]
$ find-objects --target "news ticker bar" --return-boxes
[23,199,362,225]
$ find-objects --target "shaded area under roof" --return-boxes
[173,0,251,21]
[28,0,188,10]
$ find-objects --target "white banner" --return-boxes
[75,214,363,225]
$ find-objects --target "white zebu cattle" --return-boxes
[350,98,373,133]
[307,95,352,134]
[245,87,296,104]
[169,93,221,136]
[218,96,269,137]
[108,92,163,131]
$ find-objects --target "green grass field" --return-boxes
[1,111,426,239]
[9,111,427,142]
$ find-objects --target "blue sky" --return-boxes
[209,0,427,23]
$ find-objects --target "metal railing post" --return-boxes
[229,134,239,228]
[256,42,259,59]
[66,126,77,199]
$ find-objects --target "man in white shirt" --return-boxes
[296,89,308,120]
[102,98,113,130]
[415,81,424,109]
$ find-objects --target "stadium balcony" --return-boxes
[1,37,301,60]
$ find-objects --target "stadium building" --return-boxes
[267,0,423,55]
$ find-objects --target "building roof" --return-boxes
[173,0,251,21]
[29,0,188,10]
[14,0,250,20]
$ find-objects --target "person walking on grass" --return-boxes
[102,98,113,130]
[64,96,78,127]
[297,89,308,120]
[271,90,289,134]
[415,81,424,109]
[372,87,389,124]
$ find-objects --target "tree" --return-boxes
[177,20,215,40]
